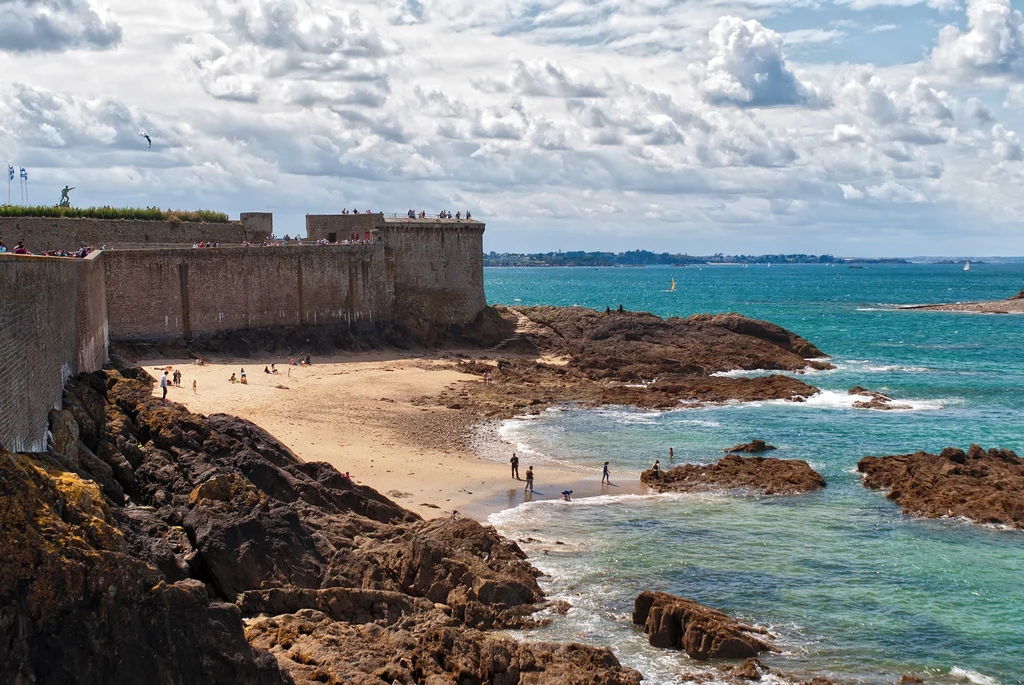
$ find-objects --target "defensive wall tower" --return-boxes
[305,214,486,328]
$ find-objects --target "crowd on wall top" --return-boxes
[0,238,95,258]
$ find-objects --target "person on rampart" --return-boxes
[13,240,30,255]
[0,239,6,253]
[466,211,472,219]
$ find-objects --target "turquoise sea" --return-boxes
[482,264,1024,685]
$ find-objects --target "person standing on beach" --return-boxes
[193,379,197,394]
[524,466,534,492]
[651,460,661,478]
[511,453,520,479]
[159,371,169,401]
[602,461,610,484]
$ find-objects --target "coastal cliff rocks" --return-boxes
[724,440,776,453]
[246,609,642,685]
[858,445,1024,529]
[450,307,828,417]
[632,591,775,661]
[2,368,645,685]
[0,450,288,685]
[641,455,826,495]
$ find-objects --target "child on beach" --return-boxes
[524,466,534,492]
[562,490,573,501]
[602,461,610,484]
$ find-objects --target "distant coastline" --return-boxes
[484,250,909,267]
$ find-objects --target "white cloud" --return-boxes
[931,0,1024,80]
[695,16,826,108]
[839,183,866,199]
[0,0,122,52]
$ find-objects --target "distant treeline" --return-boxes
[484,250,909,267]
[0,205,231,223]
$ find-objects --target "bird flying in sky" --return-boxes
[140,132,152,148]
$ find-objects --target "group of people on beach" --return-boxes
[158,368,197,401]
[510,453,615,500]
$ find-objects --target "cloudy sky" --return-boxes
[3,0,1024,255]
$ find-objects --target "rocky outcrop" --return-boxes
[2,369,645,684]
[448,306,828,417]
[858,445,1024,529]
[848,387,912,411]
[0,451,288,685]
[904,289,1024,313]
[632,591,774,661]
[724,440,776,454]
[641,455,826,495]
[247,609,642,685]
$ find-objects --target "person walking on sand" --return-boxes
[511,452,520,479]
[602,461,610,484]
[524,466,534,493]
[159,371,169,401]
[193,379,197,394]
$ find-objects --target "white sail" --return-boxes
[964,261,971,271]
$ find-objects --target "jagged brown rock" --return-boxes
[858,445,1024,529]
[1,369,645,685]
[848,386,912,411]
[641,455,826,495]
[724,440,776,454]
[632,591,775,661]
[451,306,828,417]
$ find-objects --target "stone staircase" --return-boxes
[491,308,542,351]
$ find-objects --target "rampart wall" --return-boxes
[306,215,486,326]
[0,252,108,452]
[103,245,393,341]
[0,213,272,253]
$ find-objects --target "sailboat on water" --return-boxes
[964,260,971,271]
[670,278,676,292]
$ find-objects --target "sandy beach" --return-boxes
[140,353,640,519]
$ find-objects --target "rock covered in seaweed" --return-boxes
[641,455,826,495]
[632,591,775,661]
[858,445,1024,529]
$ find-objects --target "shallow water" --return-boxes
[484,264,1024,684]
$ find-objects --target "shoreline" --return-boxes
[139,352,598,520]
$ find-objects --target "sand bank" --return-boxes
[140,353,609,519]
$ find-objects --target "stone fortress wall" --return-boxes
[103,243,394,341]
[306,214,486,327]
[0,211,486,452]
[0,251,108,452]
[0,212,273,253]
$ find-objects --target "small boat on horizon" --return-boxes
[964,260,971,271]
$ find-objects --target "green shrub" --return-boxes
[0,205,231,223]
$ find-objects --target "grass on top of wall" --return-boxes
[0,205,231,223]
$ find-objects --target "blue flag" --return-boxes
[7,166,12,181]
[19,167,27,180]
